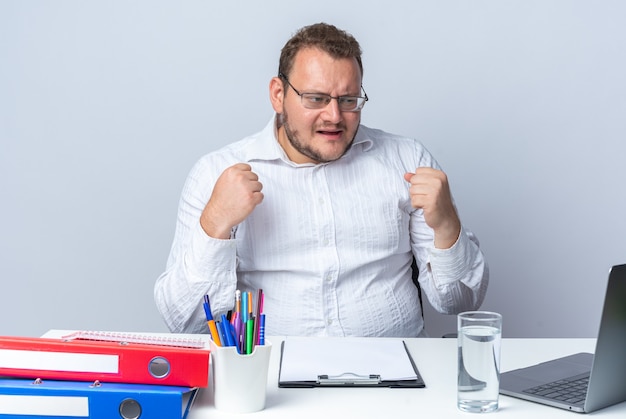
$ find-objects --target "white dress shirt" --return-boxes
[154,117,488,337]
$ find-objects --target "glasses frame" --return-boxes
[278,72,368,112]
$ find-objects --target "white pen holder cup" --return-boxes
[210,340,272,413]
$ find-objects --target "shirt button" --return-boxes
[327,319,333,325]
[318,197,325,205]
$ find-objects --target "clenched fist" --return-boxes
[404,167,461,249]
[200,163,264,239]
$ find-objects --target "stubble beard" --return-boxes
[282,110,358,164]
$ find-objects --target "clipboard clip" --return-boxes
[317,373,381,386]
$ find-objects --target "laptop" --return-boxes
[500,263,626,413]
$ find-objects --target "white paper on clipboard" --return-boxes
[278,337,420,384]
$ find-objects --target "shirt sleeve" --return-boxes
[405,137,489,315]
[153,158,239,333]
[413,224,490,315]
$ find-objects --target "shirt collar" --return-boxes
[240,116,283,162]
[242,115,374,164]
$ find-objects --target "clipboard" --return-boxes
[277,337,425,388]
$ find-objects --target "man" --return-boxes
[154,22,488,337]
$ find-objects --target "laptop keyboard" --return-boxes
[523,374,589,406]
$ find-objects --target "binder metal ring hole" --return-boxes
[148,356,170,379]
[119,398,142,419]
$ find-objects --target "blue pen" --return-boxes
[227,321,240,353]
[220,314,235,347]
[203,295,221,346]
[259,313,266,345]
[202,295,214,321]
[215,320,226,347]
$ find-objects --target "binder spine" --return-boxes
[0,378,197,419]
[0,336,209,388]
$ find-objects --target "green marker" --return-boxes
[246,318,254,354]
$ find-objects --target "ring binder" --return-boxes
[0,335,210,387]
[0,378,197,419]
[317,373,381,386]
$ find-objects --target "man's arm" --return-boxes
[404,167,461,249]
[154,161,263,333]
[405,167,489,314]
[415,226,489,314]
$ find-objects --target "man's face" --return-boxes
[270,47,363,164]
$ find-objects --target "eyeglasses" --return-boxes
[279,72,368,112]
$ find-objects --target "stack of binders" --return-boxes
[0,331,211,418]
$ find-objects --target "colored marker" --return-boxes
[221,314,235,347]
[242,291,248,323]
[216,321,226,346]
[235,290,241,317]
[254,289,263,345]
[259,313,266,345]
[203,295,221,346]
[232,311,242,352]
[246,318,254,354]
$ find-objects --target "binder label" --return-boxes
[0,349,119,373]
[0,394,89,416]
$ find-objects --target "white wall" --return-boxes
[1,1,624,338]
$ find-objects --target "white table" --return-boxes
[189,337,626,418]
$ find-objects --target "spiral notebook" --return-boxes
[61,330,207,348]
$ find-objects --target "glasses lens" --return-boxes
[300,94,365,111]
[301,94,330,109]
[338,97,361,111]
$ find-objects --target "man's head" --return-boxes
[269,23,366,165]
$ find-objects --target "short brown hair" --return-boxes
[278,22,363,78]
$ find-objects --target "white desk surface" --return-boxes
[42,331,625,418]
[188,336,626,419]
